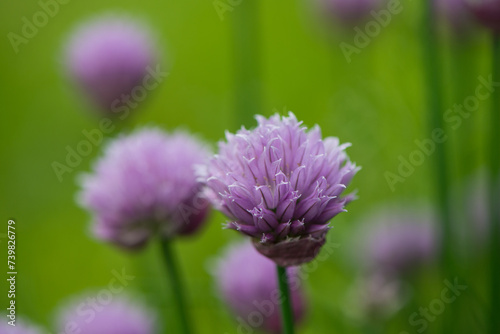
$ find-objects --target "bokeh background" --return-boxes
[0,0,494,333]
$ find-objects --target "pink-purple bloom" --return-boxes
[78,128,210,250]
[65,14,158,114]
[344,271,407,320]
[57,296,157,334]
[465,0,500,31]
[436,0,473,32]
[213,241,305,334]
[0,319,43,334]
[320,0,383,25]
[201,113,359,266]
[455,171,500,251]
[358,207,439,275]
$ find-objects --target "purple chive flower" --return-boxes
[201,113,359,266]
[320,0,384,25]
[436,0,474,33]
[213,241,305,334]
[464,173,490,244]
[358,206,439,275]
[65,14,158,114]
[0,319,43,334]
[78,128,210,250]
[453,171,500,251]
[57,296,157,334]
[344,271,407,321]
[465,0,500,31]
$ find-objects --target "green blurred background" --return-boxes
[0,0,493,333]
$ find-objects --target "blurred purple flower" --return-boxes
[200,112,359,266]
[78,127,210,250]
[465,173,489,242]
[358,206,439,275]
[436,0,474,33]
[0,319,43,334]
[460,171,500,246]
[213,241,305,334]
[344,271,408,321]
[465,0,500,31]
[57,296,157,334]
[320,0,383,25]
[65,14,158,114]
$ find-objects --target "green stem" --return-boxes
[422,2,453,330]
[422,1,452,269]
[160,238,191,334]
[277,265,294,334]
[232,0,262,129]
[454,39,476,179]
[489,32,500,334]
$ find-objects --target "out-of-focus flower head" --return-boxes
[57,295,157,334]
[343,271,408,321]
[356,206,439,276]
[319,0,384,26]
[212,241,306,334]
[65,13,158,115]
[0,318,44,334]
[453,170,500,252]
[465,0,500,31]
[200,112,359,266]
[436,0,474,33]
[78,127,210,250]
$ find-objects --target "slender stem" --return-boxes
[488,32,500,334]
[160,238,191,334]
[422,2,452,268]
[454,39,476,179]
[232,0,261,129]
[277,265,294,334]
[422,1,453,330]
